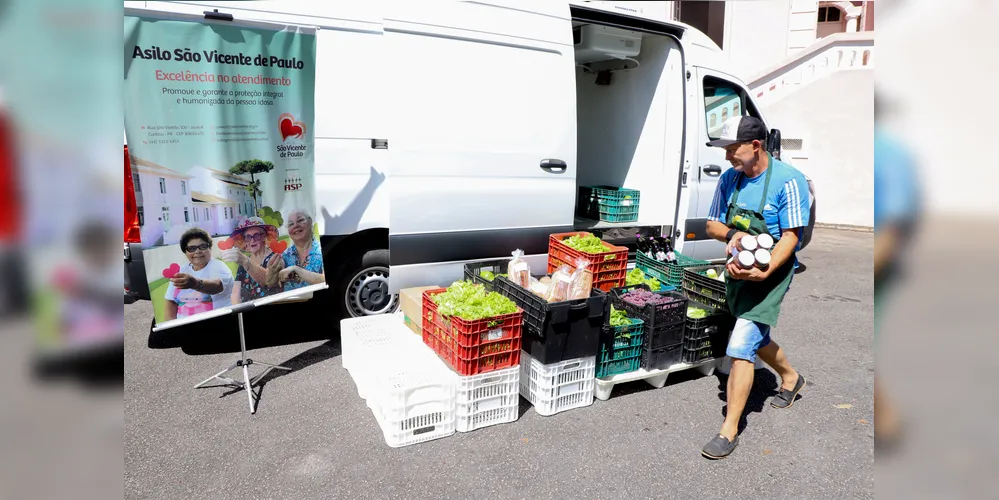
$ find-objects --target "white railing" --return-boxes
[748,32,874,106]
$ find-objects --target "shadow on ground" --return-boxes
[717,369,780,436]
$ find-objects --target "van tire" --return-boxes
[333,249,398,318]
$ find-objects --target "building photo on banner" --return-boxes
[124,12,325,331]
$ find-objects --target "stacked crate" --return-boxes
[519,350,596,416]
[596,318,645,377]
[547,232,629,292]
[577,185,641,223]
[421,288,524,431]
[610,284,689,371]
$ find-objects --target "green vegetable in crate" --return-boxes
[479,270,495,281]
[687,306,708,319]
[562,234,615,259]
[625,268,661,290]
[703,268,726,282]
[608,305,634,328]
[432,280,518,321]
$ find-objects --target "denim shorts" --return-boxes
[726,318,771,363]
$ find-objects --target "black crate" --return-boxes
[641,342,683,371]
[683,264,727,299]
[681,284,727,313]
[681,345,714,364]
[462,259,510,292]
[683,334,712,351]
[610,284,688,331]
[684,297,735,340]
[647,323,685,351]
[494,275,609,364]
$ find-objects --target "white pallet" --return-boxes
[519,352,595,416]
[592,356,718,401]
[453,366,520,433]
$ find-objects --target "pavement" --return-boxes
[125,227,874,500]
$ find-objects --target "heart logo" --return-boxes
[270,240,288,254]
[217,238,234,250]
[278,113,306,142]
[162,263,181,279]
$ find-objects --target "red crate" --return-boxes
[548,232,629,273]
[422,288,524,376]
[547,254,626,292]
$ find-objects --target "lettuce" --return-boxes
[432,280,518,321]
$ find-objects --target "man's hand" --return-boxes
[726,231,750,257]
[725,260,768,282]
[170,273,200,290]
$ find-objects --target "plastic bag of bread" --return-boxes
[568,258,593,299]
[507,249,531,289]
[528,276,548,297]
[544,264,574,302]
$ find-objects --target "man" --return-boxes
[700,115,810,459]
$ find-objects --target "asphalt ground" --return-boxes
[125,227,874,499]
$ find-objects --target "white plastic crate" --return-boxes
[519,351,595,416]
[340,315,424,400]
[453,366,520,432]
[371,368,456,447]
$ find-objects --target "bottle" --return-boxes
[635,234,654,258]
[657,236,677,262]
[739,234,758,252]
[756,233,774,251]
[651,237,669,262]
[736,249,756,269]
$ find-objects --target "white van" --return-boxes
[123,1,814,318]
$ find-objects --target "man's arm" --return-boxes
[874,224,899,277]
[706,174,746,251]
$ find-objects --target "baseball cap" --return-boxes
[706,115,768,147]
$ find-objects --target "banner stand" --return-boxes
[193,301,291,414]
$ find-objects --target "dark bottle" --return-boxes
[635,234,654,257]
[648,236,667,262]
[656,236,677,262]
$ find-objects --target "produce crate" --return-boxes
[520,352,595,416]
[683,334,713,351]
[682,264,728,309]
[369,360,457,448]
[454,366,520,433]
[463,259,510,292]
[595,355,642,378]
[645,323,684,351]
[577,185,641,223]
[547,232,629,291]
[610,284,688,332]
[493,275,608,364]
[641,342,683,371]
[422,289,523,376]
[635,251,710,289]
[684,298,735,341]
[681,344,714,364]
[599,318,645,350]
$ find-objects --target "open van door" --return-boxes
[682,68,768,260]
[385,2,578,292]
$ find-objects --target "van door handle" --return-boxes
[540,159,567,174]
[702,164,722,176]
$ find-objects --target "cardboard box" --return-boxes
[400,286,439,335]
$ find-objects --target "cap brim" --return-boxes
[706,138,739,147]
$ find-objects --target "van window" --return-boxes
[703,76,761,140]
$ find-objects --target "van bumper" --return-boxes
[124,242,150,301]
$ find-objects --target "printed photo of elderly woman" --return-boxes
[164,227,234,320]
[266,208,325,292]
[221,217,283,304]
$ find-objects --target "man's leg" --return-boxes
[702,319,767,458]
[756,340,799,392]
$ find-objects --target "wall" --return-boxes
[719,0,794,81]
[764,68,873,226]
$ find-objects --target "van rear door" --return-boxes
[385,2,578,292]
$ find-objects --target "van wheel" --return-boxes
[336,249,399,318]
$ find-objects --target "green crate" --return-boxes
[596,355,642,378]
[636,251,710,289]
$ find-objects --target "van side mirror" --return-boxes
[767,128,782,160]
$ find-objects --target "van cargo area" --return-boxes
[571,23,685,233]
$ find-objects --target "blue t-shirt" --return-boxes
[707,156,811,251]
[874,128,920,229]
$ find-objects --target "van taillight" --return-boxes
[124,145,141,244]
[0,108,20,244]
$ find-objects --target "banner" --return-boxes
[124,14,323,330]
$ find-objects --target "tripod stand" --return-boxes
[193,303,290,414]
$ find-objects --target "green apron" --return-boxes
[724,162,795,327]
